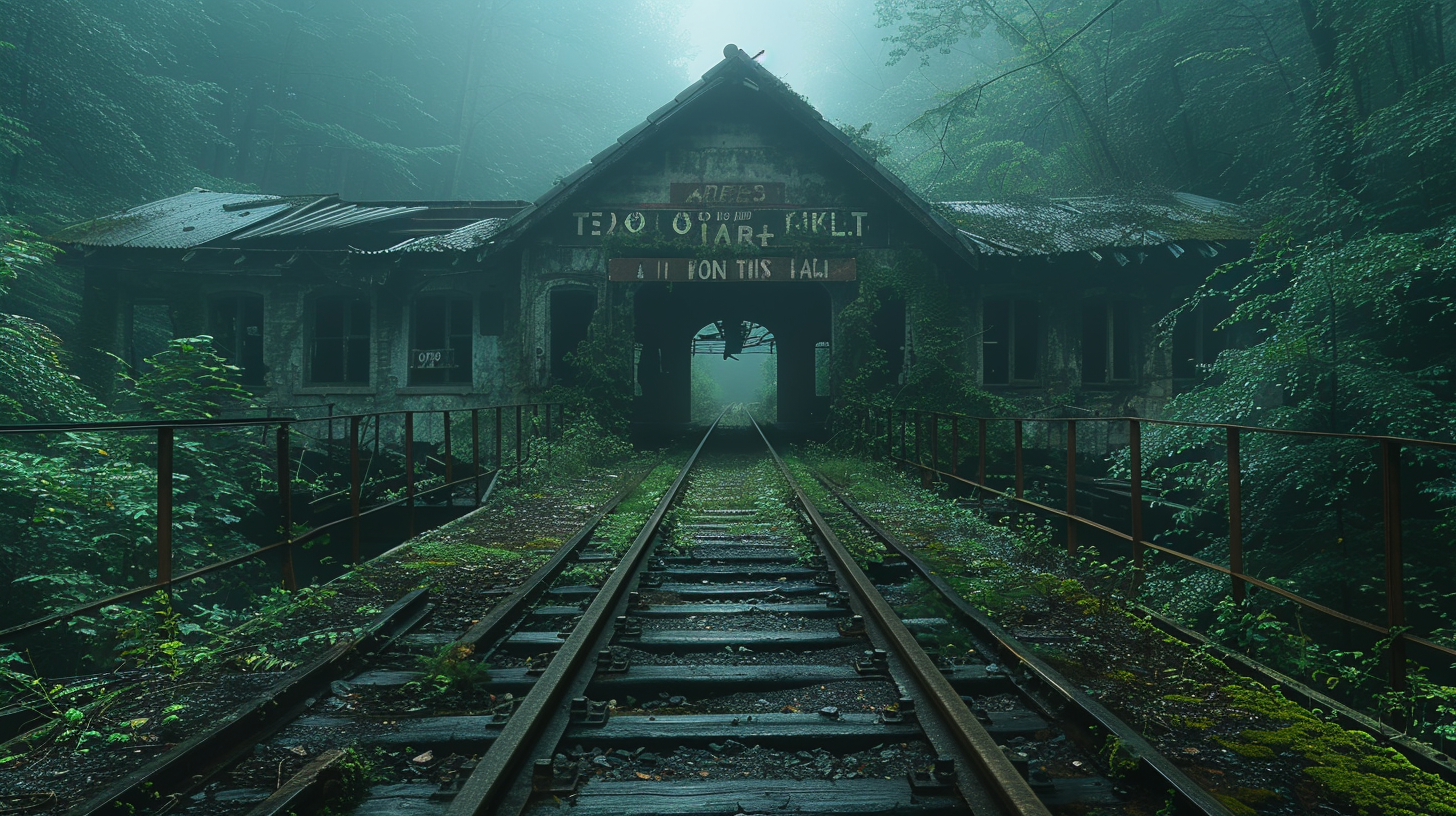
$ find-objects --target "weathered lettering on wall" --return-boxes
[670,182,785,206]
[608,257,855,282]
[564,208,880,247]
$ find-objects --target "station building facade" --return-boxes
[57,45,1253,427]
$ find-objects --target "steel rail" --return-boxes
[748,413,1052,816]
[73,589,433,816]
[811,472,1235,816]
[445,410,727,816]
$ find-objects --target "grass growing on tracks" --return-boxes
[594,463,681,555]
[793,450,1456,816]
[675,457,814,560]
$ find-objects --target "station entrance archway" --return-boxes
[632,282,831,427]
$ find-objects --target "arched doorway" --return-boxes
[689,320,776,423]
[632,281,831,428]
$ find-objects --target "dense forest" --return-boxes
[0,0,1454,761]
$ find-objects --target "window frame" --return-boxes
[1081,300,1137,386]
[207,292,266,386]
[981,298,1040,386]
[307,294,372,387]
[408,292,475,387]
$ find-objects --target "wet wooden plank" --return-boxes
[525,779,967,816]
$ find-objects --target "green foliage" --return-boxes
[559,295,635,436]
[115,336,254,420]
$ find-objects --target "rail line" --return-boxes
[49,408,1240,815]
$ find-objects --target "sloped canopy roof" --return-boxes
[942,192,1256,257]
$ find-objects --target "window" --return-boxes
[480,294,505,336]
[814,341,831,397]
[1172,301,1229,379]
[982,299,1039,385]
[310,296,370,385]
[411,295,473,386]
[1082,301,1136,385]
[129,302,173,373]
[209,294,265,385]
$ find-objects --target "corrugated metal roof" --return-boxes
[372,217,510,254]
[51,190,291,249]
[229,198,427,240]
[939,193,1255,257]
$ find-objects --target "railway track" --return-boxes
[67,409,1234,815]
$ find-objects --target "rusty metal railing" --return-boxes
[0,402,565,642]
[860,404,1456,692]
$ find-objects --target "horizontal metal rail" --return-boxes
[1,401,564,644]
[861,405,1456,694]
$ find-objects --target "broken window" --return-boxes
[1172,300,1230,379]
[310,296,371,385]
[1082,301,1136,385]
[982,299,1039,385]
[208,294,265,385]
[411,294,473,386]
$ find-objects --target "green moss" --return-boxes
[1223,686,1456,816]
[1214,737,1278,760]
[1214,793,1258,816]
[400,542,524,568]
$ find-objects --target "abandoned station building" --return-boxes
[57,46,1253,427]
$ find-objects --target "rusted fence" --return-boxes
[0,402,563,642]
[861,405,1456,691]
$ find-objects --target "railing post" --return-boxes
[157,427,173,590]
[515,404,523,485]
[1129,419,1143,589]
[951,416,959,477]
[977,418,987,487]
[406,411,416,536]
[899,409,906,460]
[495,406,504,470]
[1227,426,1245,605]
[930,413,939,474]
[1014,420,1024,499]
[1066,419,1077,555]
[350,416,361,563]
[444,410,454,489]
[1382,439,1406,693]
[405,412,415,504]
[472,409,481,506]
[277,425,296,591]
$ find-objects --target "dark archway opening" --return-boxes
[550,288,597,386]
[631,282,831,430]
[689,321,776,423]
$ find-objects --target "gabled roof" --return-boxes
[486,44,979,265]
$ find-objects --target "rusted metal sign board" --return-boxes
[670,182,785,205]
[608,256,855,282]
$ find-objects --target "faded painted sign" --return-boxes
[608,257,856,282]
[564,208,880,248]
[670,182,785,205]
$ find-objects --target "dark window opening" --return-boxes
[1172,301,1230,379]
[480,294,506,336]
[982,299,1039,385]
[208,294,265,385]
[814,341,831,397]
[870,290,906,384]
[310,296,370,385]
[129,302,174,373]
[550,289,597,387]
[411,295,473,386]
[1082,301,1136,385]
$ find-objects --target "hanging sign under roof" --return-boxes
[608,256,855,283]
